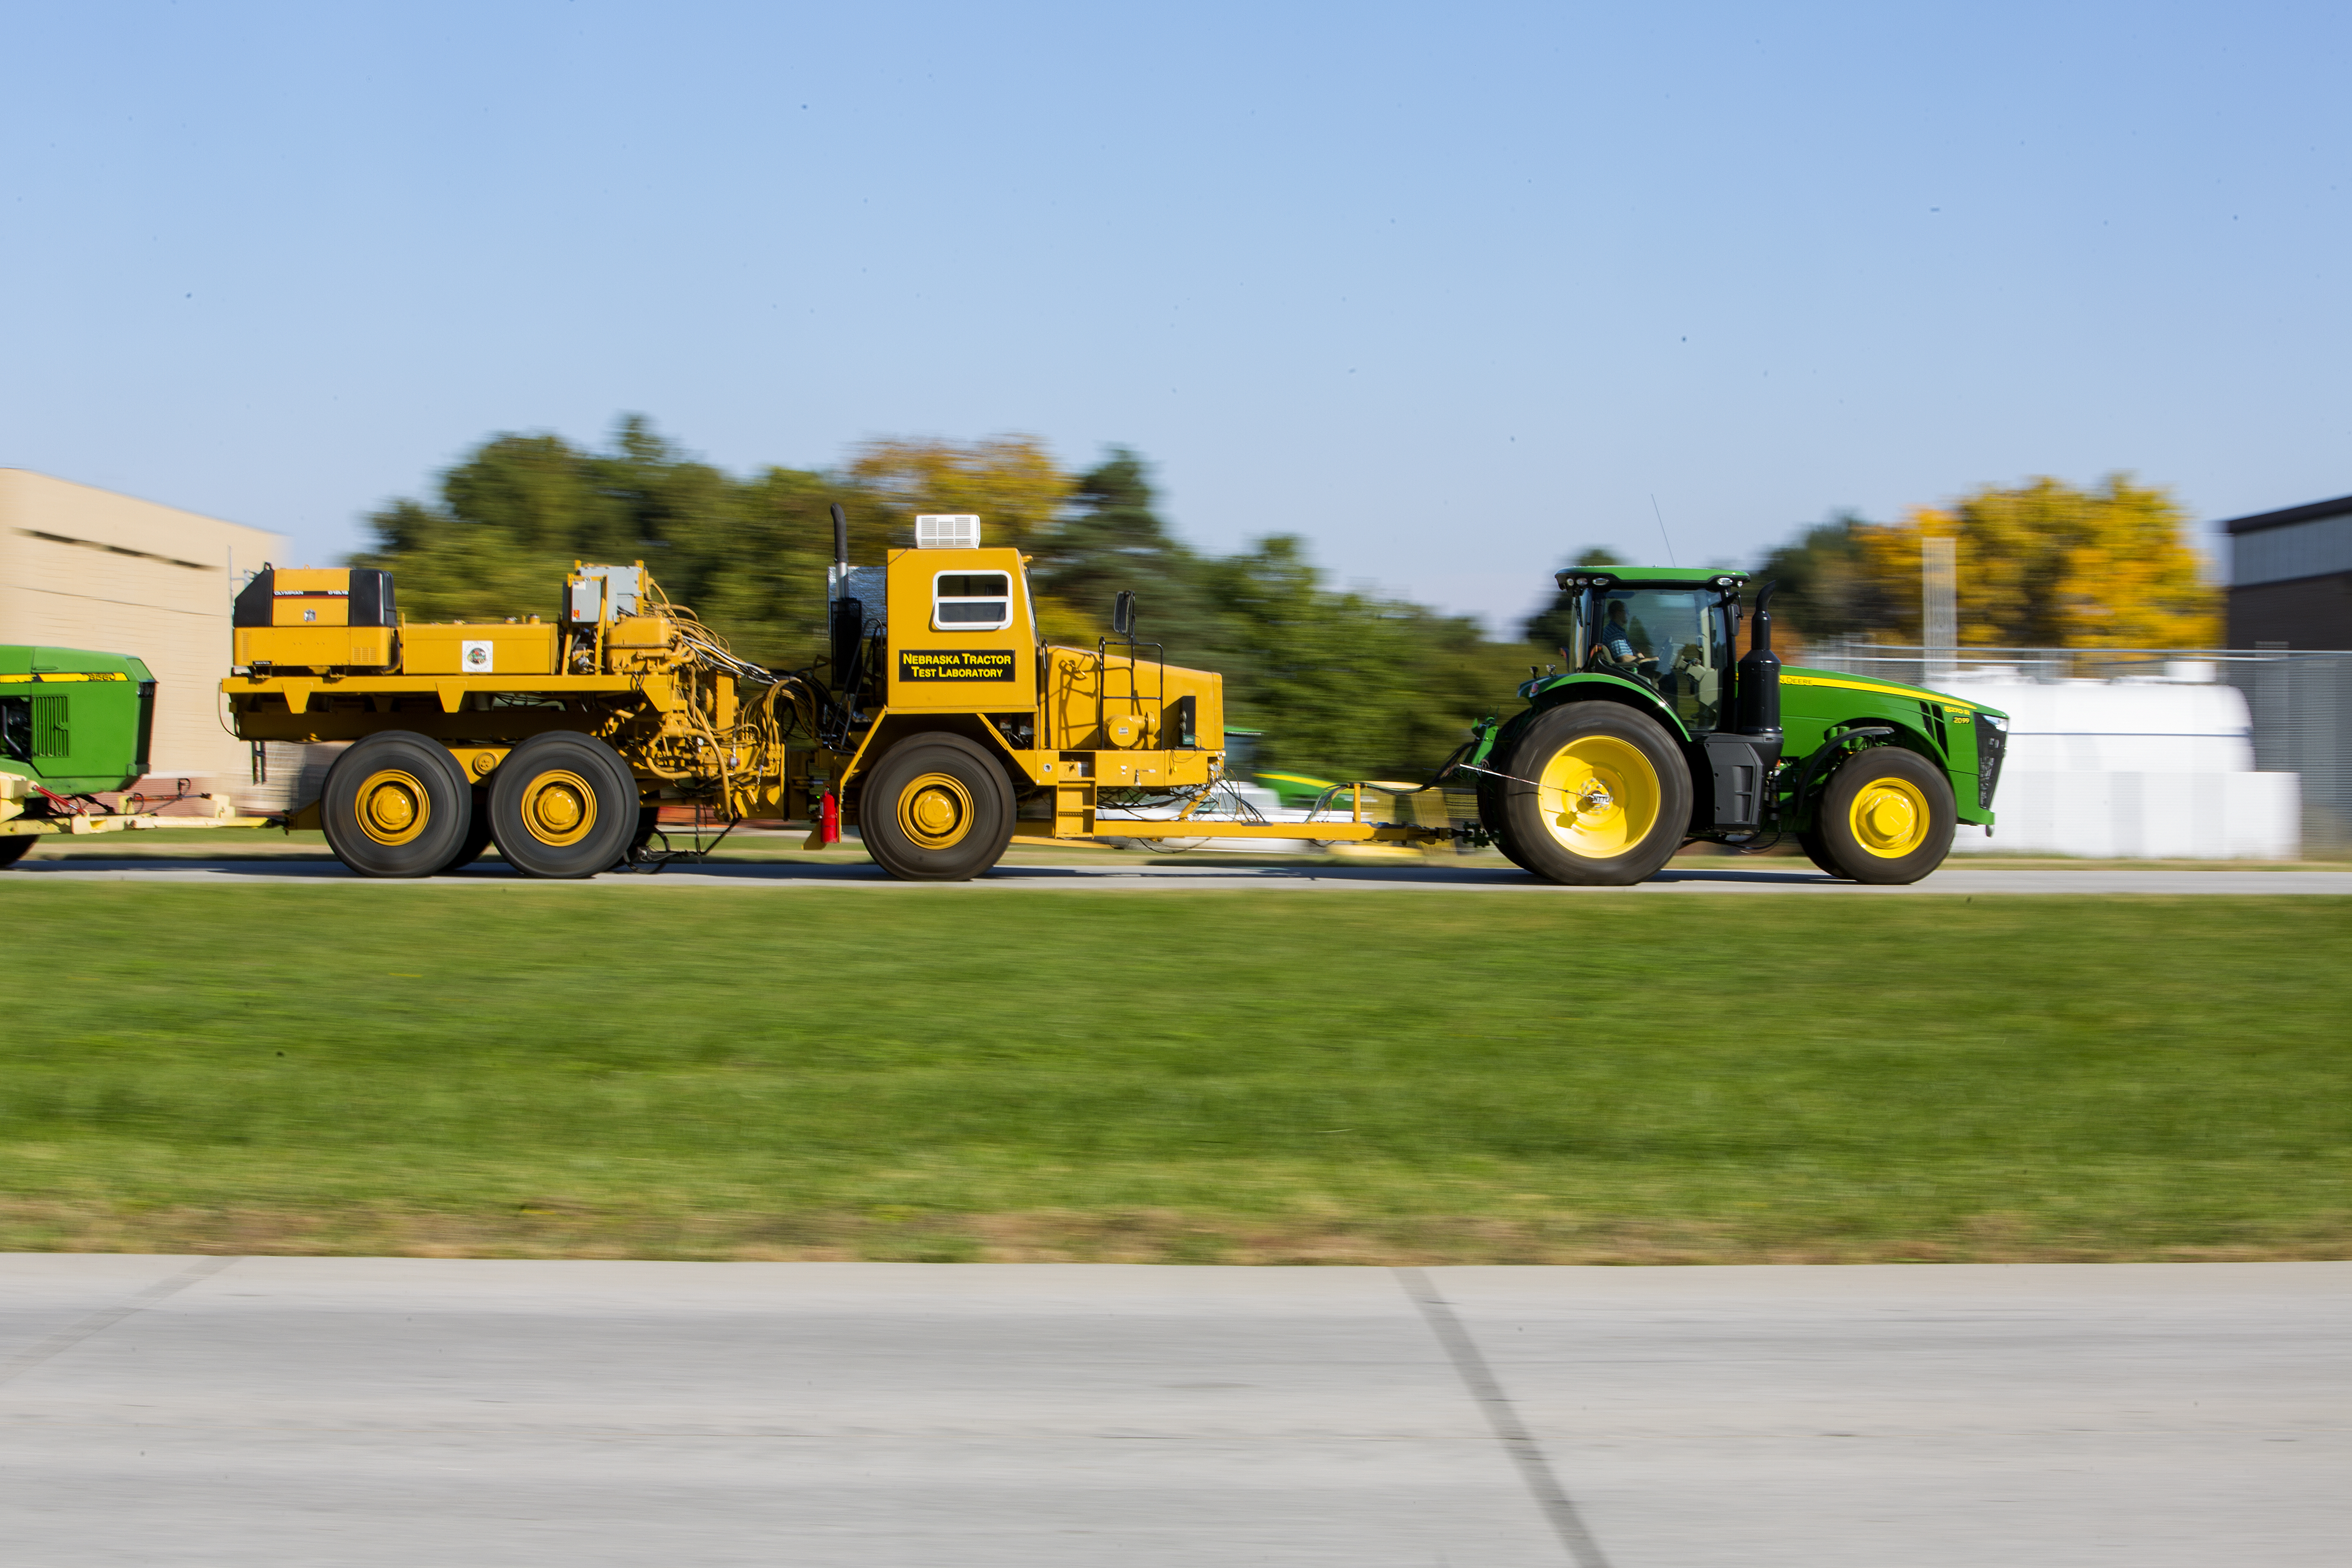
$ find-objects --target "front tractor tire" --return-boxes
[0,835,35,869]
[320,731,476,878]
[1808,746,1956,885]
[489,732,640,879]
[860,733,1016,882]
[1490,701,1690,886]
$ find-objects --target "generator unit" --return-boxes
[232,566,399,673]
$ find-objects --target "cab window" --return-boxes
[1592,589,1729,731]
[933,572,1012,631]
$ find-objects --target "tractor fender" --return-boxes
[1524,673,1694,744]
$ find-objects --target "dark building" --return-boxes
[2222,493,2352,649]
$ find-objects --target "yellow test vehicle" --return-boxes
[224,510,1441,879]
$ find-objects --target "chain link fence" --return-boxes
[1806,641,2351,855]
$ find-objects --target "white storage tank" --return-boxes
[1939,665,2298,860]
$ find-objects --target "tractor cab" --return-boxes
[1542,568,1748,733]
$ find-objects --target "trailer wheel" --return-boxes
[320,731,475,878]
[489,733,639,879]
[1495,701,1689,885]
[860,733,1016,881]
[1810,747,1956,884]
[0,836,33,869]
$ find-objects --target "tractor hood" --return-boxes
[1781,664,2009,724]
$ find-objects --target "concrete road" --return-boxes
[1,1258,2342,1566]
[10,858,2352,892]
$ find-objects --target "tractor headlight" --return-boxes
[1980,711,2007,732]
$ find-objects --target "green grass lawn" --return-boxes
[5,882,2348,1263]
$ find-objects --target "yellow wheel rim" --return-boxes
[519,768,598,848]
[1535,735,1660,858]
[897,771,974,850]
[355,769,430,847]
[1849,775,1931,858]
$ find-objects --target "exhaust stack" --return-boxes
[827,502,864,702]
[1736,580,1782,744]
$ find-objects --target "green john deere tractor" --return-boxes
[1459,568,2009,885]
[1,646,160,866]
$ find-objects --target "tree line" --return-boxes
[358,418,2220,777]
[356,417,1526,780]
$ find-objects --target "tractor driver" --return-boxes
[1595,599,1647,673]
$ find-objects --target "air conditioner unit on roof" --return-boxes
[915,514,980,549]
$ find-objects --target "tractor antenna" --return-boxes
[1650,493,1677,566]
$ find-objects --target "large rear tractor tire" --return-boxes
[1473,764,1535,873]
[489,733,640,879]
[320,731,475,878]
[1807,746,1956,884]
[1493,701,1690,886]
[860,733,1016,882]
[0,836,35,869]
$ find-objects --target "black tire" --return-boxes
[1473,764,1535,872]
[488,732,639,879]
[437,785,497,873]
[0,835,34,869]
[1494,701,1690,886]
[320,731,474,878]
[1809,746,1956,885]
[1796,826,1841,877]
[859,733,1016,881]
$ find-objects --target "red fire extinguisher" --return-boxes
[819,789,840,846]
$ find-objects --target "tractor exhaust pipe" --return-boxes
[827,502,863,704]
[1736,580,1782,744]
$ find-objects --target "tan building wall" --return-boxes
[0,469,284,789]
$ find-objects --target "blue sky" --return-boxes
[4,1,2345,630]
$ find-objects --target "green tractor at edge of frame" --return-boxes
[1458,568,2010,886]
[1,646,160,867]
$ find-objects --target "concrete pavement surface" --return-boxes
[9,858,2352,892]
[2,1258,2343,1566]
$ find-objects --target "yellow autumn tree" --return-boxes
[1851,475,2218,648]
[845,435,1072,553]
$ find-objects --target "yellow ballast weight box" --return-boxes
[232,566,398,670]
[401,621,558,676]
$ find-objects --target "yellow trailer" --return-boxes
[223,516,1444,879]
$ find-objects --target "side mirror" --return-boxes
[1111,590,1136,638]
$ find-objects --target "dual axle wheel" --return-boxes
[1479,701,1955,886]
[319,728,1019,883]
[321,731,640,879]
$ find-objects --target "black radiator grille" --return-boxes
[1976,716,2008,810]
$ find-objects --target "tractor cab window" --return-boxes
[932,571,1012,631]
[1590,589,1729,731]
